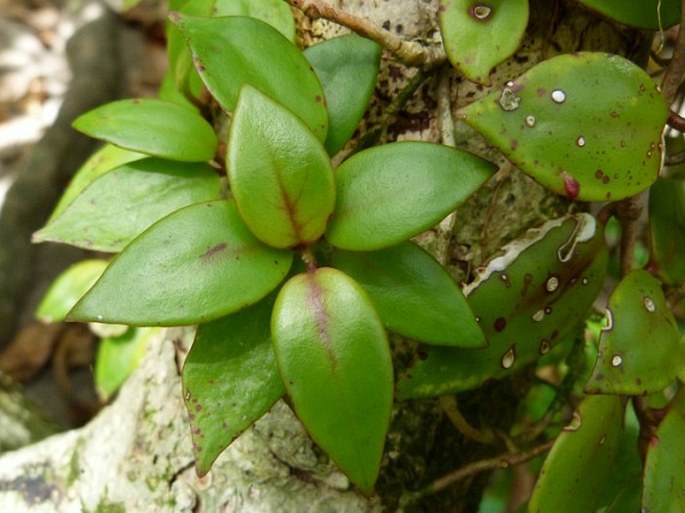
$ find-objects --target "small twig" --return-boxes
[660,0,685,104]
[285,0,445,67]
[667,110,685,132]
[615,194,645,277]
[396,439,556,511]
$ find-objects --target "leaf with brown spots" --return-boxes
[459,53,668,201]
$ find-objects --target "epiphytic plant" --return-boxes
[34,0,685,509]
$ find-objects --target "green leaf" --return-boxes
[528,395,625,513]
[34,158,222,252]
[36,259,109,323]
[325,142,496,250]
[584,270,681,395]
[330,242,485,347]
[49,144,144,222]
[171,14,328,140]
[304,34,381,155]
[439,0,529,85]
[397,214,608,398]
[227,85,335,248]
[272,268,393,494]
[643,388,685,513]
[212,0,295,41]
[69,200,293,326]
[73,99,217,162]
[577,0,680,29]
[95,327,160,400]
[183,296,284,476]
[459,52,668,201]
[649,177,685,284]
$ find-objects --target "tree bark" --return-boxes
[0,1,647,511]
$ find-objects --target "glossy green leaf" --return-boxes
[643,388,685,513]
[585,270,681,395]
[49,144,144,222]
[528,395,624,513]
[157,69,200,111]
[459,52,668,201]
[577,0,680,29]
[35,259,108,323]
[212,0,295,41]
[34,158,222,252]
[95,327,160,400]
[272,268,393,494]
[649,177,685,284]
[397,214,608,398]
[183,296,284,476]
[73,99,217,162]
[326,142,496,250]
[304,34,381,155]
[439,0,529,85]
[331,242,485,347]
[227,85,335,248]
[69,200,293,326]
[171,14,328,141]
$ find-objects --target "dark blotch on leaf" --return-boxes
[494,317,507,332]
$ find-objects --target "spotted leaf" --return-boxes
[528,395,625,513]
[459,52,668,201]
[397,213,608,398]
[585,270,682,395]
[439,0,529,85]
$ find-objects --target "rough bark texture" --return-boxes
[0,1,647,512]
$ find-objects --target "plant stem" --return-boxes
[396,439,556,511]
[660,0,685,104]
[284,0,445,67]
[439,395,497,445]
[615,194,645,277]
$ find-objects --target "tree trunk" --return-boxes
[0,1,646,511]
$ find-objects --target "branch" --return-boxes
[660,0,685,104]
[285,0,445,67]
[396,439,556,511]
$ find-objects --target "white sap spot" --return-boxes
[96,315,103,321]
[599,435,607,446]
[499,87,521,111]
[539,340,551,354]
[643,296,656,313]
[551,89,566,103]
[602,308,614,331]
[581,277,589,286]
[564,411,583,432]
[576,136,586,147]
[501,346,516,369]
[557,214,596,262]
[525,115,536,127]
[532,309,545,322]
[546,276,559,292]
[611,354,623,367]
[505,80,514,87]
[472,4,492,19]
